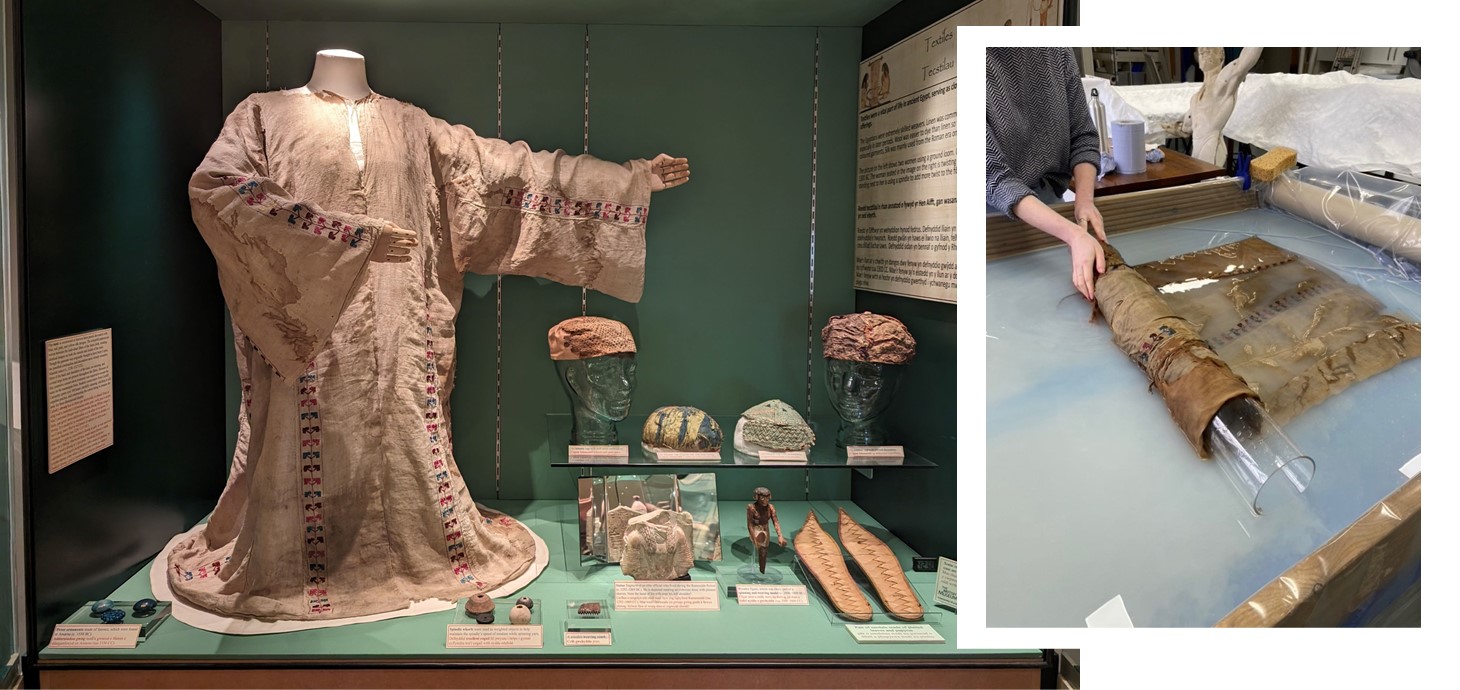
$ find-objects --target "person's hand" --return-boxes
[1066,225,1107,301]
[777,535,787,547]
[369,223,417,264]
[1074,198,1106,241]
[649,153,690,192]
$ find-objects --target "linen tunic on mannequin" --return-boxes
[173,88,654,621]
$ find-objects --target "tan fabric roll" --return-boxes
[1094,243,1257,457]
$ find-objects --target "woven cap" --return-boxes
[741,399,815,451]
[821,312,915,364]
[548,317,637,361]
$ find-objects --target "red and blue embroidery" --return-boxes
[424,324,482,588]
[1137,325,1178,364]
[499,187,648,227]
[172,556,229,582]
[227,176,374,248]
[298,361,332,615]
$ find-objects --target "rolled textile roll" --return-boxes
[1268,175,1420,263]
[1093,242,1256,457]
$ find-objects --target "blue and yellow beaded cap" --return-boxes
[642,406,723,452]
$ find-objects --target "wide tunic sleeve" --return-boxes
[190,95,384,380]
[429,119,654,303]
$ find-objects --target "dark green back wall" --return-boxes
[19,0,224,651]
[219,22,860,502]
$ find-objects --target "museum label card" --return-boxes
[45,329,114,474]
[563,630,613,647]
[934,557,957,610]
[846,624,944,644]
[446,624,543,649]
[569,445,629,463]
[736,585,809,606]
[651,450,722,462]
[614,580,720,611]
[758,450,808,463]
[846,446,905,465]
[49,624,140,649]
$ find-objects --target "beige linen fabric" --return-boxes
[175,88,654,621]
[1132,237,1421,425]
[1094,243,1256,457]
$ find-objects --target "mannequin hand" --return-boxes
[1073,198,1106,241]
[369,223,418,264]
[1067,226,1107,301]
[649,153,690,192]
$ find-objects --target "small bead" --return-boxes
[515,597,534,610]
[90,599,114,614]
[99,609,126,624]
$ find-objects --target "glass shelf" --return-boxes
[546,414,937,470]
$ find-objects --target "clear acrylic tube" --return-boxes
[1204,397,1315,516]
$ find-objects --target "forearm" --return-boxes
[1014,195,1081,244]
[1072,162,1097,203]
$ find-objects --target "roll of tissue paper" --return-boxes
[1112,120,1146,175]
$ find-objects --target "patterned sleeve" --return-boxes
[430,118,654,303]
[986,126,1035,218]
[189,95,384,379]
[1063,49,1102,174]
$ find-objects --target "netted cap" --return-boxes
[821,312,916,364]
[741,400,816,451]
[548,316,637,361]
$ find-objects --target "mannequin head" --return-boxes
[753,487,772,507]
[549,317,638,444]
[825,359,905,445]
[307,49,372,101]
[559,355,636,417]
[821,312,915,446]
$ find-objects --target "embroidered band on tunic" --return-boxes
[498,187,648,226]
[228,176,376,247]
[299,362,332,615]
[424,323,482,588]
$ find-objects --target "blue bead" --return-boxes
[90,599,114,614]
[99,609,126,624]
[133,598,158,614]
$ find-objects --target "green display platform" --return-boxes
[40,500,995,661]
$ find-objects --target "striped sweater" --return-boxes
[986,47,1101,217]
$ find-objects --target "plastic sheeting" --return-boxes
[1224,72,1420,180]
[1263,167,1421,274]
[1082,76,1163,147]
[1218,475,1419,626]
[1111,73,1421,179]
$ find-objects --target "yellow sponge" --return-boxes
[1250,147,1298,183]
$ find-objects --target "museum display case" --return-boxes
[5,1,997,687]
